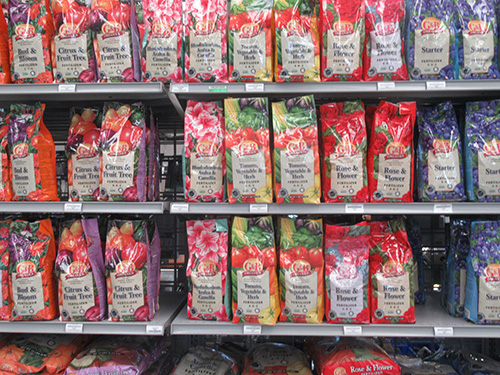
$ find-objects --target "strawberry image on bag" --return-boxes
[56,219,106,321]
[321,101,368,203]
[225,97,272,203]
[8,0,54,83]
[8,103,59,202]
[0,220,10,320]
[367,101,416,203]
[186,219,230,321]
[0,109,12,201]
[232,216,279,325]
[272,95,321,204]
[279,217,324,323]
[242,343,313,375]
[8,218,57,321]
[68,107,101,202]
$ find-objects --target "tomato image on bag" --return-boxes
[0,220,10,320]
[0,109,12,201]
[242,343,312,375]
[275,0,320,82]
[272,95,321,204]
[183,0,228,82]
[99,102,147,202]
[324,222,370,324]
[8,0,54,83]
[186,219,231,321]
[279,217,323,323]
[8,103,59,202]
[172,346,239,375]
[184,100,226,202]
[320,0,364,81]
[225,97,272,203]
[0,8,11,83]
[56,219,106,321]
[228,0,273,82]
[51,0,96,83]
[367,101,416,203]
[369,219,415,324]
[67,107,101,202]
[231,216,279,325]
[320,101,368,203]
[8,219,57,321]
[363,0,408,81]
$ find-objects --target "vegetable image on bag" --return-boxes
[0,108,12,201]
[274,0,320,82]
[320,0,365,81]
[417,102,465,201]
[8,219,57,321]
[367,101,416,203]
[56,219,106,321]
[8,0,54,83]
[320,101,368,203]
[68,107,101,202]
[363,0,408,81]
[183,0,228,82]
[369,219,415,324]
[225,97,272,203]
[0,220,10,320]
[242,343,313,375]
[51,0,96,83]
[228,0,273,82]
[184,100,226,202]
[279,217,323,323]
[99,102,147,202]
[324,222,370,324]
[231,216,279,325]
[8,103,59,202]
[186,219,231,321]
[272,95,321,204]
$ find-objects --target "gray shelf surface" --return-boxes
[0,292,185,335]
[0,201,165,214]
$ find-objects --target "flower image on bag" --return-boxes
[183,0,228,82]
[367,101,416,203]
[242,343,312,375]
[320,0,365,81]
[8,0,54,83]
[272,95,321,204]
[225,97,272,203]
[186,219,231,321]
[324,222,370,324]
[320,101,368,203]
[0,109,12,201]
[0,8,11,83]
[274,0,320,82]
[0,220,10,320]
[417,101,465,201]
[56,219,106,321]
[172,346,239,375]
[279,217,323,323]
[231,216,279,325]
[184,100,226,202]
[363,0,408,81]
[228,0,273,82]
[51,0,96,83]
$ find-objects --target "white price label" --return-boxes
[434,327,454,337]
[249,204,268,213]
[65,323,83,333]
[170,83,189,93]
[170,203,189,213]
[343,326,362,335]
[246,83,264,92]
[59,84,76,92]
[146,325,164,334]
[377,82,395,90]
[243,325,262,335]
[64,202,82,213]
[345,204,364,214]
[434,203,453,214]
[426,81,446,90]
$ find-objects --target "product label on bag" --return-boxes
[428,149,460,191]
[377,154,411,199]
[72,154,99,197]
[12,272,44,316]
[369,28,403,75]
[326,29,360,75]
[61,271,94,318]
[234,30,266,76]
[191,271,222,316]
[479,274,500,321]
[54,34,88,79]
[478,152,500,195]
[232,149,266,197]
[464,30,493,74]
[146,34,178,78]
[281,31,315,76]
[415,26,450,75]
[12,34,45,79]
[281,148,315,197]
[284,266,317,317]
[110,270,143,316]
[11,153,36,198]
[102,151,134,198]
[190,30,222,75]
[97,31,132,78]
[376,271,410,316]
[237,270,269,316]
[330,153,363,196]
[190,153,223,196]
[330,273,364,318]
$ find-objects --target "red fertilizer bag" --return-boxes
[0,220,10,320]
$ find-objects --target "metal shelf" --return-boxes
[0,201,165,214]
[169,202,500,215]
[0,292,185,336]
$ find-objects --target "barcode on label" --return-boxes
[249,204,268,213]
[243,325,262,334]
[65,323,83,333]
[170,203,189,213]
[64,203,82,213]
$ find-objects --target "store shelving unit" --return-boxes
[0,201,166,214]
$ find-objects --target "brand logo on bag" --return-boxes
[382,259,404,277]
[59,23,81,37]
[385,142,406,159]
[152,21,172,38]
[375,22,396,36]
[11,143,29,159]
[468,20,488,35]
[196,140,219,157]
[115,260,137,277]
[291,259,312,277]
[236,140,259,156]
[102,21,123,35]
[197,260,218,277]
[195,21,216,35]
[336,263,357,279]
[335,141,357,157]
[15,24,36,39]
[240,23,260,38]
[77,144,98,159]
[333,368,347,375]
[421,17,444,34]
[66,261,89,279]
[485,264,500,282]
[483,140,500,156]
[16,261,36,278]
[433,139,454,154]
[286,139,308,156]
[109,141,130,157]
[333,21,354,36]
[242,258,264,276]
[286,19,305,37]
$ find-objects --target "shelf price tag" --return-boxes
[243,325,262,335]
[59,84,76,92]
[171,84,189,93]
[146,325,164,334]
[209,86,227,93]
[246,83,264,92]
[426,81,446,90]
[434,203,453,214]
[343,326,362,335]
[434,327,453,337]
[170,203,189,213]
[345,204,364,214]
[249,204,268,213]
[65,323,83,333]
[64,202,82,213]
[377,82,395,90]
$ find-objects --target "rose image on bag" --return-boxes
[0,220,10,320]
[0,6,11,83]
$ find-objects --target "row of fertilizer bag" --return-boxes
[186,216,429,325]
[0,216,161,322]
[0,101,160,202]
[185,96,500,204]
[1,0,500,84]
